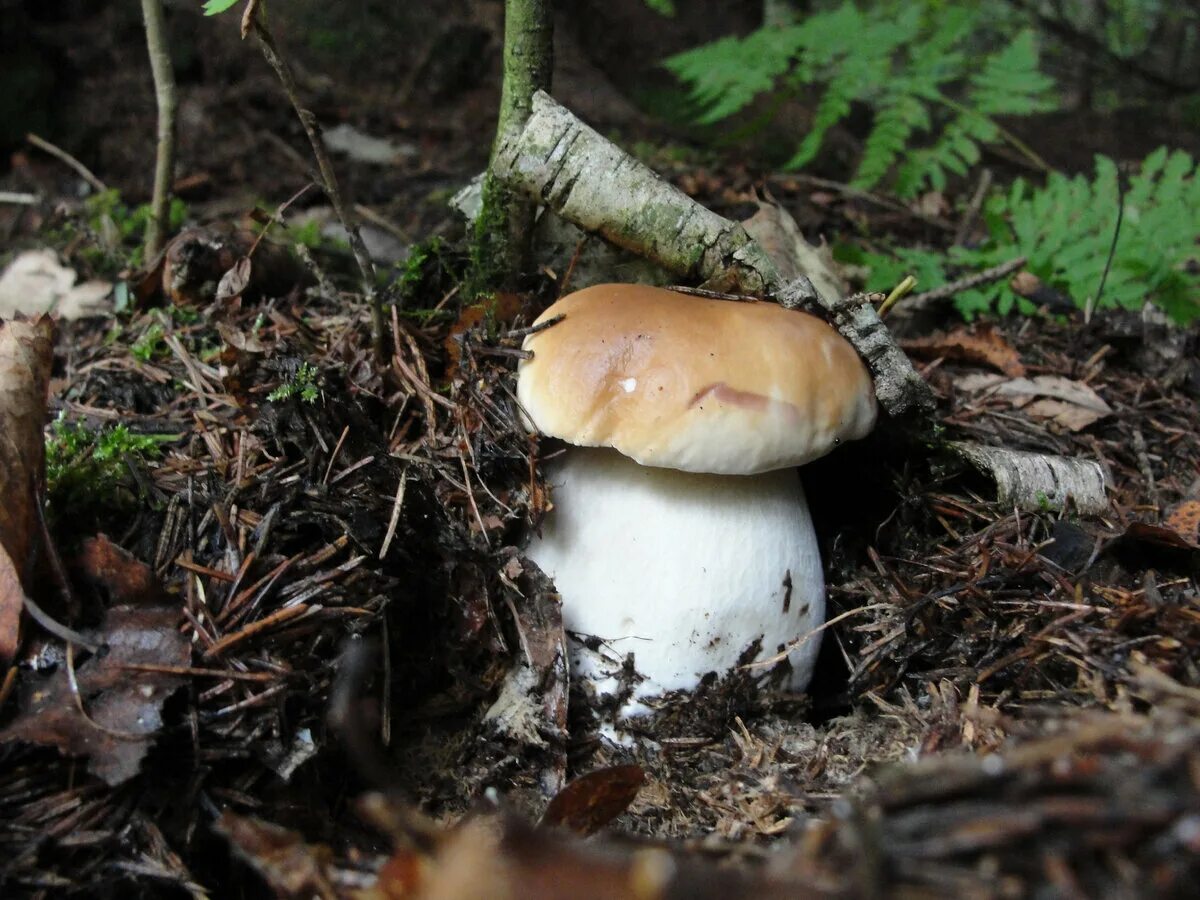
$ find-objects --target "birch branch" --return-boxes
[951,442,1109,515]
[492,91,934,420]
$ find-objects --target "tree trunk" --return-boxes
[472,0,554,292]
[140,0,177,262]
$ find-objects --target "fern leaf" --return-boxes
[854,92,928,188]
[664,28,803,123]
[969,30,1056,116]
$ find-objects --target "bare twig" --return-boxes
[954,168,993,246]
[26,133,108,194]
[0,192,39,205]
[900,257,1028,310]
[249,14,385,361]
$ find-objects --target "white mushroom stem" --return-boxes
[526,447,824,715]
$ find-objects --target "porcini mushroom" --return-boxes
[517,284,877,715]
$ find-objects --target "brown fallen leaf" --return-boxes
[0,605,189,785]
[367,812,816,900]
[1123,522,1198,551]
[955,373,1112,431]
[215,255,253,302]
[0,546,25,665]
[162,227,308,306]
[216,811,339,900]
[444,292,523,380]
[539,765,645,836]
[76,534,166,606]
[903,324,1026,377]
[740,190,846,304]
[0,315,55,664]
[1163,500,1200,546]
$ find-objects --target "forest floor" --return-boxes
[0,5,1198,898]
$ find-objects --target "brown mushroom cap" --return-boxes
[517,284,878,475]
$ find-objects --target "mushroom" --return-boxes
[517,284,877,715]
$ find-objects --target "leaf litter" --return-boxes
[0,185,1197,899]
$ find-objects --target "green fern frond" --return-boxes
[968,30,1057,115]
[667,2,1060,197]
[664,27,804,124]
[854,91,929,189]
[862,149,1200,323]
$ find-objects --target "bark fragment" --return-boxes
[951,441,1109,515]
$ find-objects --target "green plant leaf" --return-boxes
[864,148,1200,323]
[202,0,240,16]
[667,3,1059,196]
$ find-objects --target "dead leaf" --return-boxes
[0,249,112,319]
[0,605,189,785]
[240,0,261,40]
[1123,522,1197,551]
[955,373,1112,431]
[370,812,804,900]
[0,316,55,663]
[444,293,523,379]
[539,765,645,836]
[163,227,308,306]
[1163,500,1200,546]
[740,191,846,303]
[903,325,1026,377]
[216,256,253,302]
[77,535,165,605]
[1110,522,1200,575]
[0,546,25,665]
[1009,271,1076,313]
[216,811,339,900]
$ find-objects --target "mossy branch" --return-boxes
[471,0,553,292]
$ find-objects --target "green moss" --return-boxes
[468,173,520,296]
[45,416,167,527]
[131,320,168,363]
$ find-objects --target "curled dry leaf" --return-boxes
[216,256,253,302]
[0,605,189,785]
[902,324,1026,377]
[956,372,1113,432]
[539,765,646,836]
[0,315,55,663]
[162,227,308,306]
[77,534,166,606]
[740,191,846,304]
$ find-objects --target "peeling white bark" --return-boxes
[951,442,1110,515]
